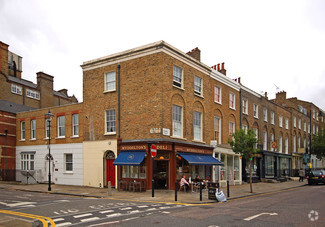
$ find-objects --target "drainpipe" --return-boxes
[239,88,242,128]
[117,64,121,190]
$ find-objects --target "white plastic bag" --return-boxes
[215,189,227,202]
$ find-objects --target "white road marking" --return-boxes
[146,208,157,211]
[128,210,140,214]
[81,217,100,222]
[73,213,93,218]
[161,211,171,214]
[159,206,171,210]
[244,212,278,221]
[137,205,148,208]
[52,218,64,222]
[120,207,132,210]
[99,209,114,214]
[0,201,36,207]
[56,222,72,227]
[106,213,122,218]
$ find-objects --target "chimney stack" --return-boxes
[218,62,226,75]
[186,47,201,61]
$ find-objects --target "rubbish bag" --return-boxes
[215,189,227,202]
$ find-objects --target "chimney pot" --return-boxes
[238,77,241,84]
[217,63,220,71]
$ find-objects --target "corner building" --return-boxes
[81,41,240,190]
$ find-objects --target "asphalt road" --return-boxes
[0,185,324,226]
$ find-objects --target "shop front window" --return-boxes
[280,158,289,177]
[122,163,146,179]
[234,156,239,180]
[227,155,233,181]
[265,156,274,178]
[220,154,226,180]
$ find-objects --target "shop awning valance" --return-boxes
[178,152,223,166]
[113,151,146,166]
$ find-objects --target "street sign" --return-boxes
[151,144,157,158]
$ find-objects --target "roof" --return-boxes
[0,100,35,114]
[8,76,38,89]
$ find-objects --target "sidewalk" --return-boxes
[0,179,306,227]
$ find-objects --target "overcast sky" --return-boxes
[1,0,324,109]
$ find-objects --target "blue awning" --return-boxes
[113,151,146,166]
[178,152,223,166]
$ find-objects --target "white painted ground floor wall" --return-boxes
[16,143,83,186]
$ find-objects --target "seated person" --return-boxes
[193,175,205,188]
[180,175,189,192]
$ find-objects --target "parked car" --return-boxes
[307,170,325,185]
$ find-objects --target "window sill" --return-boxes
[70,135,79,138]
[19,139,26,142]
[194,93,204,99]
[103,89,116,94]
[56,136,66,139]
[170,136,187,140]
[229,107,236,111]
[173,85,184,91]
[214,101,222,105]
[29,138,36,141]
[63,171,73,174]
[192,140,206,144]
[254,116,259,119]
[243,112,248,116]
[104,132,116,136]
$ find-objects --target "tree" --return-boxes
[228,128,258,193]
[311,128,325,160]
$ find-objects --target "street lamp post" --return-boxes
[45,110,54,191]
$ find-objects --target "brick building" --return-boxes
[81,41,239,189]
[0,41,79,181]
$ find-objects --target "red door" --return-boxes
[106,159,115,187]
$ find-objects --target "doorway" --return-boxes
[153,160,168,189]
[105,151,115,187]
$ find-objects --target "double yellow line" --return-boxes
[0,210,55,227]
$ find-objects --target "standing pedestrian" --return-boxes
[299,168,305,182]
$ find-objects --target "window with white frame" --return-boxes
[242,99,248,115]
[270,133,274,151]
[316,126,319,135]
[31,119,36,139]
[194,76,202,96]
[242,125,248,134]
[304,121,306,132]
[312,109,315,119]
[194,111,202,141]
[72,114,79,137]
[308,124,310,133]
[279,115,283,127]
[304,138,306,148]
[271,111,275,125]
[298,118,301,129]
[293,116,296,127]
[253,104,259,118]
[173,105,182,138]
[263,108,268,122]
[253,128,258,148]
[293,135,296,153]
[229,92,235,109]
[313,124,315,134]
[263,131,267,150]
[105,71,116,92]
[21,153,34,170]
[11,84,22,95]
[285,137,289,154]
[173,65,183,88]
[26,89,40,100]
[214,117,221,144]
[285,118,289,129]
[65,153,73,172]
[298,136,301,148]
[214,86,222,104]
[279,135,283,153]
[57,116,65,138]
[21,121,25,140]
[105,109,116,134]
[229,121,235,136]
[45,119,50,138]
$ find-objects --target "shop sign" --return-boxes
[162,128,170,136]
[120,144,147,151]
[175,145,212,154]
[156,144,172,151]
[150,128,161,134]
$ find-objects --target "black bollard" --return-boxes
[175,181,177,201]
[199,183,202,201]
[26,171,29,184]
[152,179,155,197]
[227,180,230,197]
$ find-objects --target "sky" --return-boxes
[1,0,324,109]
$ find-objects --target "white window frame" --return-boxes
[293,116,296,128]
[105,109,116,134]
[263,131,267,150]
[11,84,22,95]
[298,118,301,129]
[242,99,248,115]
[298,136,301,148]
[194,111,202,141]
[21,153,34,171]
[285,118,289,129]
[279,135,283,153]
[173,65,183,88]
[229,121,235,136]
[45,119,50,139]
[270,133,274,151]
[271,111,275,125]
[214,86,222,104]
[304,121,306,132]
[172,105,183,138]
[293,135,296,153]
[30,119,36,140]
[253,104,258,118]
[285,137,289,154]
[72,114,79,137]
[242,125,248,134]
[214,117,221,144]
[104,71,116,92]
[279,115,283,128]
[57,116,65,138]
[229,92,235,110]
[26,89,40,100]
[263,108,268,122]
[64,153,73,172]
[21,121,25,141]
[194,75,202,96]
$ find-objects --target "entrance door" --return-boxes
[153,160,168,189]
[106,159,115,187]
